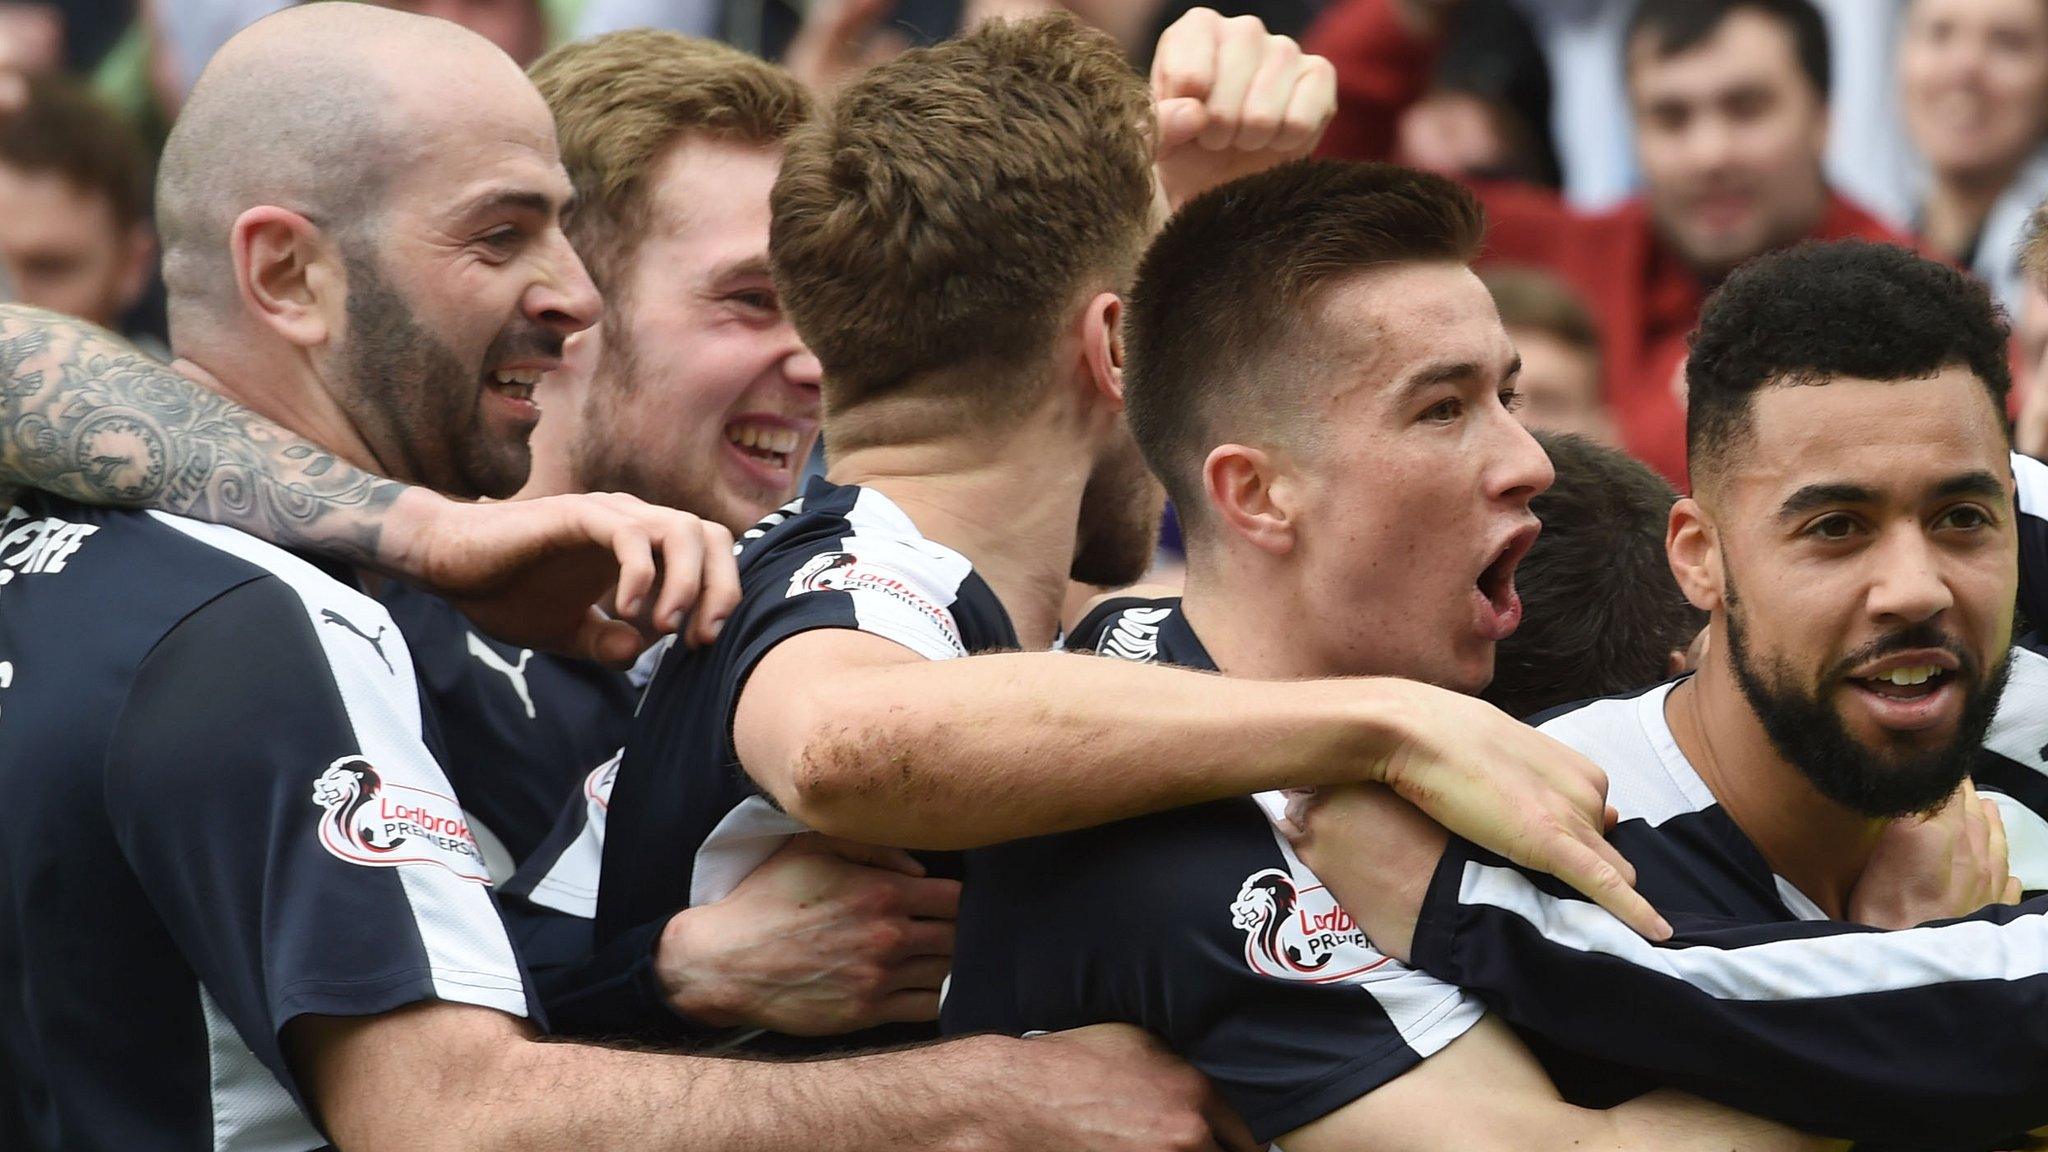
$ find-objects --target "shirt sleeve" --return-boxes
[103,576,535,1103]
[1411,836,2048,1146]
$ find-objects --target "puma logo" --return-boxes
[466,632,537,720]
[320,609,392,673]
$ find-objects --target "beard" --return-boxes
[1723,576,2008,819]
[1070,427,1165,587]
[339,245,554,499]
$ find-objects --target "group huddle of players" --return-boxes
[3,2,2048,1150]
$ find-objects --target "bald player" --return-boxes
[0,8,1238,1151]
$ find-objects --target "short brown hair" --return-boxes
[1125,160,1485,531]
[1480,265,1600,361]
[770,14,1156,435]
[2025,197,2048,289]
[530,30,810,295]
[0,72,150,231]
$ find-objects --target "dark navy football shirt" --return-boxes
[0,496,534,1151]
[378,581,635,875]
[944,596,1485,1144]
[521,478,1016,1051]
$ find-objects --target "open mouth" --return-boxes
[486,367,543,409]
[1851,664,1952,701]
[1472,525,1537,641]
[724,419,803,474]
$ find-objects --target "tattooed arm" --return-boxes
[0,305,405,564]
[0,305,741,665]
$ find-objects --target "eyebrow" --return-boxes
[709,254,774,282]
[1776,470,2010,520]
[451,188,563,223]
[1389,354,1521,406]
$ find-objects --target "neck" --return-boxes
[1921,168,2015,263]
[1664,648,1887,917]
[827,425,1091,651]
[187,350,390,482]
[1178,549,1330,680]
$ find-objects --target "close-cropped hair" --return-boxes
[769,13,1156,436]
[1686,240,2011,487]
[530,29,810,296]
[1485,431,1704,720]
[1124,159,1484,532]
[0,71,151,231]
[1626,0,1831,98]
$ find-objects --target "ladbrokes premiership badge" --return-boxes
[312,757,489,883]
[1229,868,1394,983]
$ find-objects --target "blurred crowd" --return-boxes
[0,0,2045,488]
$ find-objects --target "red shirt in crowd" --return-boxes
[1307,0,1919,484]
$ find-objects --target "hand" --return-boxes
[655,833,959,1036]
[1151,8,1337,210]
[1369,681,1670,940]
[384,490,739,670]
[783,0,910,94]
[962,1025,1258,1151]
[1851,780,2021,929]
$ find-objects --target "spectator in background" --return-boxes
[1898,0,2048,319]
[374,0,551,65]
[1309,0,1916,485]
[1387,0,1560,187]
[1484,431,1701,720]
[1481,265,1614,445]
[0,71,153,342]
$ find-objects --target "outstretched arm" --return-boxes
[0,306,740,663]
[0,305,404,566]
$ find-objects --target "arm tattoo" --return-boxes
[0,305,406,566]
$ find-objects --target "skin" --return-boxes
[1666,370,2018,914]
[537,137,823,533]
[1502,326,1615,448]
[0,167,153,330]
[1628,10,1832,278]
[1899,0,2048,260]
[1186,264,1552,694]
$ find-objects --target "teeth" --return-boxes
[1872,666,1941,687]
[491,369,542,401]
[725,423,801,456]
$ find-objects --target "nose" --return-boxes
[1684,116,1737,173]
[1491,410,1555,505]
[525,233,603,339]
[1866,527,1956,626]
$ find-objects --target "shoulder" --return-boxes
[2013,452,2048,521]
[1068,595,1181,660]
[1534,681,1714,827]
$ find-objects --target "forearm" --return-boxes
[0,304,432,570]
[463,1037,998,1152]
[776,652,1408,848]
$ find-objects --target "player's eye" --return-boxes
[475,226,522,257]
[728,289,778,313]
[1805,513,1861,541]
[1420,396,1464,424]
[1498,387,1525,413]
[1936,504,1994,532]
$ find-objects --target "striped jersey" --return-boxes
[0,495,533,1151]
[1414,676,2048,1147]
[518,477,1016,1050]
[943,596,1485,1145]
